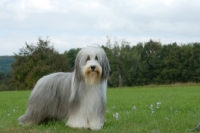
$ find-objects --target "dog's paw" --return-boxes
[66,119,88,129]
[88,119,104,130]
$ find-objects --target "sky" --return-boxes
[0,0,200,55]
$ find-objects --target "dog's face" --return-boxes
[74,47,110,85]
[82,54,102,85]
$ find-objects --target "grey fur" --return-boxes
[18,73,73,124]
[18,47,110,130]
[189,123,200,131]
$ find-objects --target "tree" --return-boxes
[0,71,4,83]
[139,40,162,84]
[104,36,140,87]
[12,38,70,90]
[64,48,81,70]
[160,43,182,83]
[128,43,142,85]
[190,43,200,82]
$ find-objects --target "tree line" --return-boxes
[104,37,200,87]
[0,38,200,90]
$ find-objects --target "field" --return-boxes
[0,85,200,133]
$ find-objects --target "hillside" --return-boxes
[0,56,15,72]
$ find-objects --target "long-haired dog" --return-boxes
[18,47,110,130]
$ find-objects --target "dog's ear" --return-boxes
[74,52,82,81]
[101,54,110,79]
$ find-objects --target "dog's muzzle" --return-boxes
[90,65,96,71]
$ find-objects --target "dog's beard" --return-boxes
[84,67,101,85]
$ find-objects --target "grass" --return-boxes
[0,85,200,133]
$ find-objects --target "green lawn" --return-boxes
[0,85,200,133]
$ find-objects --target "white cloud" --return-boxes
[0,0,200,55]
[29,0,54,11]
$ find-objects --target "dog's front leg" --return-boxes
[88,114,104,130]
[66,111,89,129]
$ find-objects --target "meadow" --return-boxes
[0,85,200,133]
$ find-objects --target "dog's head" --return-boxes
[74,47,110,85]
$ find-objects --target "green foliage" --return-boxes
[104,39,200,87]
[11,38,70,90]
[64,48,81,70]
[1,38,200,90]
[1,85,200,132]
[104,37,141,87]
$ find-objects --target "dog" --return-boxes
[18,47,110,130]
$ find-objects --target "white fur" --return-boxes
[18,47,110,130]
[67,81,107,130]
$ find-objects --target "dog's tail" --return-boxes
[18,114,32,125]
[18,112,42,125]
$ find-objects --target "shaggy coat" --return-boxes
[18,47,110,130]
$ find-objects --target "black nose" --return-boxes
[91,66,96,71]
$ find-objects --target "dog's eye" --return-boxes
[86,56,90,61]
[95,56,98,60]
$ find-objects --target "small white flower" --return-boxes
[113,112,119,120]
[165,117,169,120]
[156,102,161,108]
[150,104,154,113]
[13,109,16,113]
[7,114,10,116]
[132,106,137,111]
[150,104,153,110]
